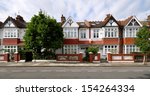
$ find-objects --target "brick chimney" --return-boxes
[61,14,66,24]
[16,15,25,22]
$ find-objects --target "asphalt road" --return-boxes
[0,67,150,79]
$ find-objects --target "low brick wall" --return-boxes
[0,53,9,62]
[89,52,101,63]
[107,53,134,62]
[56,53,83,62]
[107,53,150,62]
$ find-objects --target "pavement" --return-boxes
[0,61,150,67]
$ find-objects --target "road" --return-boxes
[0,67,150,79]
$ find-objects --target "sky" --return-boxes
[0,0,150,22]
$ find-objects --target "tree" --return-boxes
[135,25,150,64]
[24,10,63,60]
[83,46,99,61]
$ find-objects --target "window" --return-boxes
[124,45,140,54]
[125,28,139,37]
[104,27,118,38]
[63,45,78,54]
[63,28,77,38]
[93,29,99,38]
[80,29,86,39]
[4,46,17,53]
[103,45,118,55]
[4,29,18,38]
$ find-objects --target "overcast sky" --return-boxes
[0,0,150,22]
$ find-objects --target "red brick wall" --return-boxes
[103,38,119,44]
[2,38,20,45]
[123,38,135,44]
[56,54,83,62]
[64,39,78,44]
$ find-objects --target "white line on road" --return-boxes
[25,70,37,72]
[40,70,52,72]
[87,70,97,72]
[55,70,66,72]
[132,70,143,72]
[117,70,128,72]
[70,70,82,72]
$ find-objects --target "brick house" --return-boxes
[0,15,26,61]
[56,14,150,59]
[0,14,149,62]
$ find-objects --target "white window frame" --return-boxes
[103,45,118,55]
[3,28,18,38]
[104,27,118,38]
[4,45,18,53]
[124,45,140,54]
[63,27,78,38]
[93,29,99,39]
[63,45,78,54]
[80,29,87,39]
[124,27,139,37]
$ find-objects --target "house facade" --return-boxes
[58,14,146,58]
[0,14,149,61]
[0,15,26,61]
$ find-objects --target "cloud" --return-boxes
[0,0,149,22]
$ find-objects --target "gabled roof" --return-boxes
[102,14,120,26]
[3,15,26,28]
[118,16,133,26]
[62,16,79,27]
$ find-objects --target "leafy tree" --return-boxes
[83,46,99,61]
[87,45,99,54]
[24,10,63,60]
[135,25,150,64]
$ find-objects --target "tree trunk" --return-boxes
[143,54,147,65]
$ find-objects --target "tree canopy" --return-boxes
[24,11,63,59]
[135,25,150,64]
[135,25,150,53]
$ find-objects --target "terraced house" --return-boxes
[0,14,149,62]
[0,15,26,61]
[58,14,150,59]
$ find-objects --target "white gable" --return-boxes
[106,20,118,26]
[126,16,142,27]
[62,16,79,28]
[4,21,15,27]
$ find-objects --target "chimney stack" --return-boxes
[61,15,66,24]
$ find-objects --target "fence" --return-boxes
[107,52,150,62]
[56,53,83,62]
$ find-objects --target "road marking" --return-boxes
[25,70,37,72]
[117,70,128,72]
[87,70,97,72]
[55,70,66,72]
[102,70,113,72]
[40,70,52,72]
[132,70,143,72]
[71,70,82,72]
